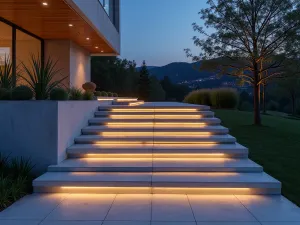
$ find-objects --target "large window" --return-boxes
[0,21,12,65]
[99,0,110,15]
[0,17,43,85]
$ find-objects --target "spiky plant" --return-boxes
[0,55,16,89]
[19,55,67,100]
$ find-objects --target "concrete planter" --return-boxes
[0,101,103,174]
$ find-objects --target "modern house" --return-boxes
[0,0,120,88]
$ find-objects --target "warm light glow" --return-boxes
[83,153,225,158]
[98,98,115,101]
[86,37,90,40]
[109,115,202,119]
[129,101,145,106]
[92,141,216,146]
[68,24,73,27]
[106,122,206,128]
[95,46,99,49]
[116,98,138,102]
[111,108,199,113]
[81,157,228,162]
[58,186,252,194]
[42,2,48,6]
[101,50,104,53]
[100,132,211,137]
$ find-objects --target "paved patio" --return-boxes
[1,194,300,225]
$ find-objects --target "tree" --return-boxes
[138,61,151,101]
[149,76,166,101]
[185,0,300,125]
[91,56,139,96]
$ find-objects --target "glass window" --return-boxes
[16,29,41,84]
[0,21,12,65]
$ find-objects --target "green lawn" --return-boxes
[214,110,300,206]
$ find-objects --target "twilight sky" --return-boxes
[120,0,207,67]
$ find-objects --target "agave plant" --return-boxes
[0,55,16,89]
[19,55,67,100]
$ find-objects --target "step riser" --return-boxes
[33,186,281,195]
[48,167,263,173]
[95,112,214,116]
[81,130,229,135]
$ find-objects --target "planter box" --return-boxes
[0,101,104,175]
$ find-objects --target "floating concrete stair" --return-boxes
[66,143,249,158]
[89,117,221,125]
[33,102,281,195]
[81,125,229,134]
[33,171,280,194]
[48,158,263,172]
[74,134,236,144]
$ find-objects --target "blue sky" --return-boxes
[120,0,207,67]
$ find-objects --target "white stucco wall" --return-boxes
[70,41,91,89]
[44,40,91,89]
[0,101,100,175]
[66,0,120,54]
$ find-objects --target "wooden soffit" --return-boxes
[0,0,116,54]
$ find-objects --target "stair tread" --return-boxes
[49,158,262,169]
[74,135,236,144]
[68,142,247,149]
[95,111,214,116]
[89,118,220,122]
[33,171,280,187]
[82,125,229,132]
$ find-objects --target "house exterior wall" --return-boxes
[44,40,91,89]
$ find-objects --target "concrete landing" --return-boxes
[1,194,300,224]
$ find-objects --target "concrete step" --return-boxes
[74,134,236,144]
[33,171,281,194]
[89,117,221,125]
[95,111,215,117]
[67,143,249,158]
[48,158,263,173]
[81,125,229,135]
[98,104,210,111]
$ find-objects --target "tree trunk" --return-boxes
[253,67,261,125]
[262,84,266,114]
[291,93,296,116]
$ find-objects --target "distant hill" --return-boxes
[137,62,241,89]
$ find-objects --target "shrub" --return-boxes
[183,89,211,106]
[184,90,199,104]
[267,100,279,111]
[50,88,68,100]
[0,155,33,211]
[20,55,67,100]
[82,82,96,92]
[68,87,83,100]
[107,92,113,97]
[11,86,33,100]
[0,88,11,100]
[216,88,239,109]
[101,91,108,97]
[83,91,94,100]
[0,56,15,89]
[113,93,118,97]
[95,91,101,97]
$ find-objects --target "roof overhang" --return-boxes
[0,0,120,55]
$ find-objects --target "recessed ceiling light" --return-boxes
[69,24,73,27]
[86,37,90,40]
[101,50,104,53]
[42,2,48,6]
[95,46,99,49]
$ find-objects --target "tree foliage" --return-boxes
[186,0,300,125]
[138,61,151,101]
